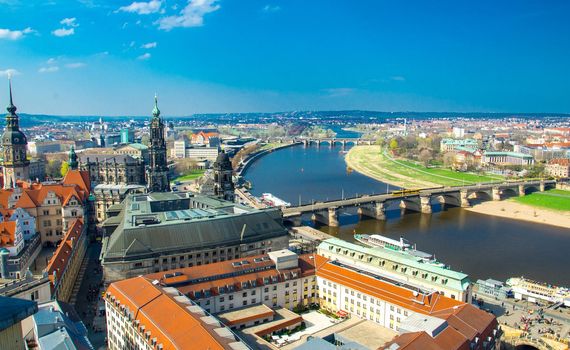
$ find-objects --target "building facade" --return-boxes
[0,170,91,246]
[45,219,88,302]
[545,158,570,178]
[317,238,472,303]
[105,277,249,350]
[481,151,534,166]
[146,96,170,193]
[79,154,145,186]
[144,250,317,315]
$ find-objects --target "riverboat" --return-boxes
[354,234,446,266]
[506,277,570,305]
[354,234,411,251]
[259,193,291,207]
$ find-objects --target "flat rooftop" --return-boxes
[335,319,397,349]
[216,304,275,326]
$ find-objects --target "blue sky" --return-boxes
[0,0,569,116]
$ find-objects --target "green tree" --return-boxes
[45,159,63,179]
[389,139,399,151]
[60,161,70,177]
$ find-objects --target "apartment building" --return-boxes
[105,276,250,350]
[545,158,570,178]
[0,170,91,246]
[144,250,318,315]
[317,238,472,303]
[45,219,88,302]
[315,255,501,350]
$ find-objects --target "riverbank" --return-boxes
[237,142,301,177]
[345,145,504,189]
[466,200,570,229]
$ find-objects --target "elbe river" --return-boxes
[244,131,570,286]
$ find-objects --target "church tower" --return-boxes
[146,95,170,192]
[2,79,29,189]
[213,150,235,202]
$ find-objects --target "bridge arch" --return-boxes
[544,182,556,190]
[524,185,540,195]
[501,188,519,198]
[467,190,493,202]
[432,193,461,207]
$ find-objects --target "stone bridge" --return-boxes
[281,180,557,226]
[264,137,374,147]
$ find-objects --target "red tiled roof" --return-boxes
[315,255,463,315]
[0,221,17,247]
[106,277,233,350]
[46,219,84,284]
[144,253,317,299]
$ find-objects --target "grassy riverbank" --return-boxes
[511,189,570,211]
[345,145,503,189]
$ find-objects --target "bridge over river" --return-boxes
[281,179,558,226]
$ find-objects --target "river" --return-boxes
[244,143,570,286]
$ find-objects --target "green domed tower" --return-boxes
[2,79,29,188]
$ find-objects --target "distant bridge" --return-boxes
[281,180,558,226]
[264,137,374,147]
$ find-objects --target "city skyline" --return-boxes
[1,0,570,116]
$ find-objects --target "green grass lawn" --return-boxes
[172,169,205,182]
[512,189,570,211]
[380,151,504,187]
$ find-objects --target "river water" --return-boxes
[244,143,570,286]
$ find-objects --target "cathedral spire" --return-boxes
[7,77,16,115]
[152,93,160,118]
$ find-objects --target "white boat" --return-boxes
[354,234,411,251]
[354,234,443,265]
[259,193,291,207]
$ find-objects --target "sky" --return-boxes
[0,0,569,116]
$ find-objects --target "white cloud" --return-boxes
[47,58,58,65]
[52,27,75,37]
[66,62,86,69]
[390,76,406,82]
[141,41,157,49]
[0,68,20,77]
[137,52,151,60]
[39,66,60,73]
[118,0,162,15]
[157,0,220,31]
[263,4,281,12]
[60,17,79,27]
[0,27,34,40]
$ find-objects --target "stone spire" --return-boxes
[152,93,160,118]
[7,77,16,115]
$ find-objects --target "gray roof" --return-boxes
[102,193,288,262]
[0,296,37,331]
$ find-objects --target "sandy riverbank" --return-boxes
[466,200,570,229]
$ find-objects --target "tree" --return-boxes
[443,152,456,168]
[389,139,399,152]
[60,161,70,177]
[418,149,432,167]
[46,159,63,179]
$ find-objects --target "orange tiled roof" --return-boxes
[46,219,84,284]
[106,277,234,350]
[314,254,463,315]
[63,170,91,193]
[548,158,570,166]
[144,253,316,299]
[0,221,17,247]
